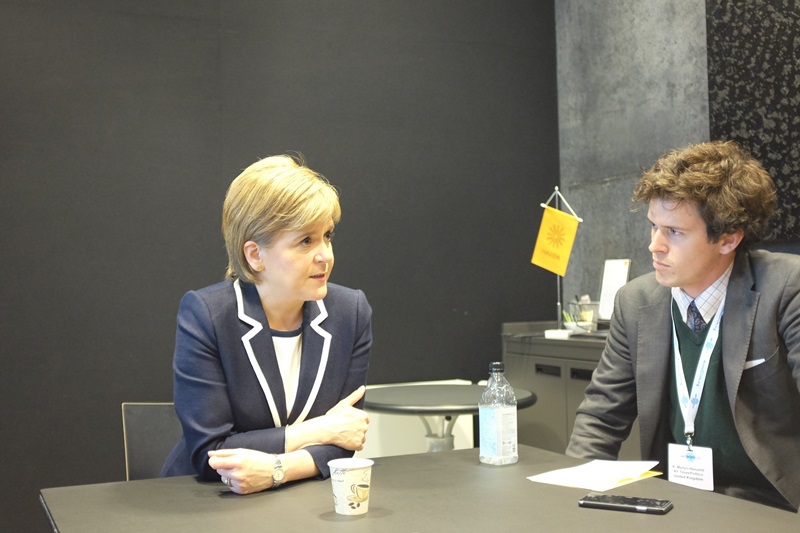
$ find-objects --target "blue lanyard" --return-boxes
[670,299,725,449]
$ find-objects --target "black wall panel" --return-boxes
[217,0,559,383]
[1,2,222,531]
[1,1,557,529]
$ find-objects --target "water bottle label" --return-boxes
[479,406,500,457]
[499,406,518,455]
[479,406,517,458]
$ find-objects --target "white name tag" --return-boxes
[668,443,714,491]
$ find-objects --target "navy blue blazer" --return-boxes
[160,279,372,481]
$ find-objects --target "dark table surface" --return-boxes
[40,445,799,532]
[363,384,536,415]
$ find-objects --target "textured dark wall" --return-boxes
[707,0,800,242]
[555,0,710,302]
[0,1,558,530]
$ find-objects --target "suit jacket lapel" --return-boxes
[289,299,331,425]
[637,285,672,457]
[235,280,288,427]
[721,251,758,413]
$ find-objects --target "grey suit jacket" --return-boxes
[567,250,800,510]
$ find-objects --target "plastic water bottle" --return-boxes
[479,361,518,465]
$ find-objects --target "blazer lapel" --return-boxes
[288,299,332,425]
[721,251,758,413]
[234,279,288,427]
[636,286,672,457]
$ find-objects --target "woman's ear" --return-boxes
[243,241,264,272]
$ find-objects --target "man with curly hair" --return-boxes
[567,141,800,512]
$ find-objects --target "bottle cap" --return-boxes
[490,361,504,372]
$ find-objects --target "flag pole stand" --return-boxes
[555,192,563,329]
[538,186,583,330]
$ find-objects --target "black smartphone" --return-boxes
[578,492,673,514]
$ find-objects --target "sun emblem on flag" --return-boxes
[547,224,565,248]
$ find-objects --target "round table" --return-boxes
[364,384,537,452]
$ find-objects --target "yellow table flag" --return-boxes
[531,206,580,277]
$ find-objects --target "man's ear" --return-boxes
[719,230,744,254]
[243,241,263,271]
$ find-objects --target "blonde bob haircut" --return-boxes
[222,155,341,284]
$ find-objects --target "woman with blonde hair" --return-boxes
[161,155,372,494]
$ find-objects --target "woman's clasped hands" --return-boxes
[210,385,370,494]
[208,448,278,494]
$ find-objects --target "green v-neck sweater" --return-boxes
[668,301,774,493]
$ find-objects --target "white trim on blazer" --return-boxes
[295,300,330,424]
[234,279,282,427]
[233,279,332,428]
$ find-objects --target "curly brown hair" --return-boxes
[633,140,776,248]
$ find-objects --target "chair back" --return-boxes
[121,402,182,481]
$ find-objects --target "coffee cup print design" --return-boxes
[345,468,371,509]
[347,483,370,509]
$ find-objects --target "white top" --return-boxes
[271,327,303,416]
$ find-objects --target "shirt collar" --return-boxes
[671,260,734,324]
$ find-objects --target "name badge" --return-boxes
[668,443,714,491]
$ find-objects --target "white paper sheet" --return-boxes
[527,460,660,492]
[598,259,630,320]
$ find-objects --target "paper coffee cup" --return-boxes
[327,458,374,515]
